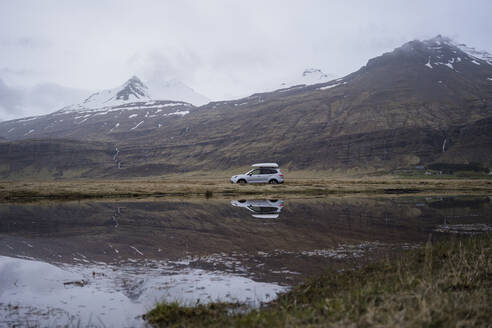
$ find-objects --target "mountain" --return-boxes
[0,99,194,143]
[117,35,490,172]
[0,35,491,178]
[0,76,196,142]
[62,75,209,111]
[69,76,152,111]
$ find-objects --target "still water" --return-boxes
[0,196,491,327]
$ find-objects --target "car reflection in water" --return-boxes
[230,199,284,219]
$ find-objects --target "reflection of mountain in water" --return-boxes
[0,197,491,281]
[1,196,491,327]
[428,196,490,209]
[230,199,284,219]
[0,255,284,328]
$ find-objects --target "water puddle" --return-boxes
[0,196,491,326]
[0,256,283,327]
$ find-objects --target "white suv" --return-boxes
[230,199,284,218]
[230,163,284,184]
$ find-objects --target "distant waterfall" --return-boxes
[113,147,119,160]
[442,138,447,153]
[113,146,122,168]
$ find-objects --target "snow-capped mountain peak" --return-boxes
[114,75,149,101]
[78,75,151,110]
[60,75,209,112]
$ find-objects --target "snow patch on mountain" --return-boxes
[454,42,492,65]
[318,81,347,90]
[425,57,433,69]
[130,120,145,130]
[166,110,189,117]
[422,35,492,67]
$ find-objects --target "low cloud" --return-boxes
[0,78,90,121]
[0,36,50,49]
[1,1,492,111]
[0,78,23,117]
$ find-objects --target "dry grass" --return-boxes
[146,234,492,327]
[0,176,491,202]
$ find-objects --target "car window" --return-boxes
[260,169,277,174]
[248,206,278,213]
[250,169,261,175]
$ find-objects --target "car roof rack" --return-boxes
[251,163,279,168]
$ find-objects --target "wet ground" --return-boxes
[1,196,491,327]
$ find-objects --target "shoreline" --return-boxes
[145,233,492,327]
[1,177,491,202]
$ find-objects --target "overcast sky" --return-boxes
[1,0,492,120]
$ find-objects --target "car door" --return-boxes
[248,169,262,183]
[259,168,272,183]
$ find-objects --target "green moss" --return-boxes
[145,302,243,327]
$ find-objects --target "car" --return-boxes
[230,199,284,219]
[230,163,284,184]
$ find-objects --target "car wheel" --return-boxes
[237,179,247,184]
[269,179,278,184]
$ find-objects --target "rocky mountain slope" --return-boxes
[0,35,491,178]
[104,35,492,173]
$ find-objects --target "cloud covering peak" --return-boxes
[1,0,492,119]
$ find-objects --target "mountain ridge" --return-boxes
[0,35,491,178]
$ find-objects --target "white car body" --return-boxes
[230,199,284,218]
[230,163,284,184]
